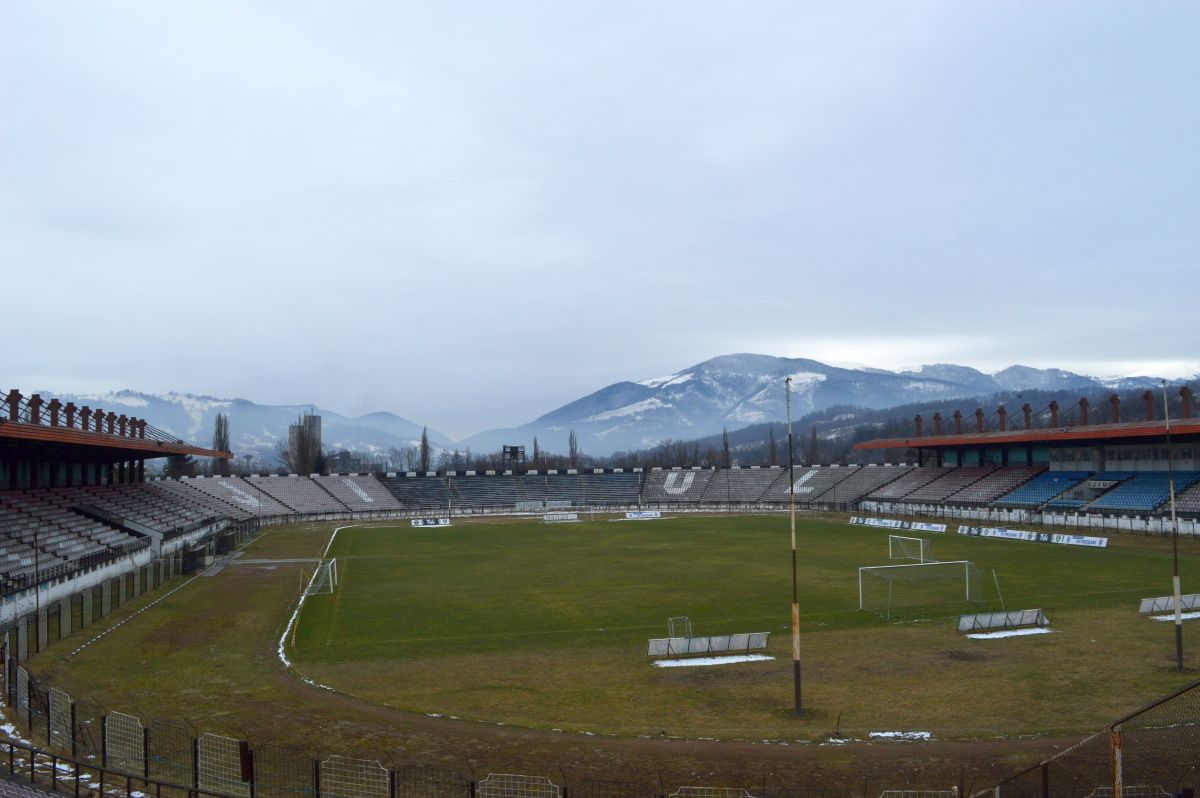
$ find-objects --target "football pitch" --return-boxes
[289,514,1200,739]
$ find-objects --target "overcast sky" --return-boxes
[3,2,1197,438]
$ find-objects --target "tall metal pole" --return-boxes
[1163,381,1183,672]
[785,377,801,713]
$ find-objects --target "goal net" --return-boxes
[859,560,982,618]
[888,535,930,563]
[305,559,338,596]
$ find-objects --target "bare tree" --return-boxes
[568,429,579,469]
[721,427,731,468]
[768,424,777,466]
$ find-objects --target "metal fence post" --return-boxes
[70,698,78,758]
[144,726,151,779]
[193,736,200,790]
[1110,724,1123,798]
[313,755,321,798]
[388,767,396,798]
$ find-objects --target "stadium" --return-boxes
[0,385,1197,798]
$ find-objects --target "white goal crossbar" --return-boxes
[858,560,974,611]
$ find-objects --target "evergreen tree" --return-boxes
[419,427,431,472]
[568,430,579,469]
[768,424,777,466]
[807,425,819,465]
[163,453,197,478]
[722,427,731,468]
[211,412,232,477]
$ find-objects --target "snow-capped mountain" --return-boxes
[37,390,452,467]
[461,354,1175,456]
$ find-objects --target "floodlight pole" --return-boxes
[1163,381,1183,672]
[785,377,802,713]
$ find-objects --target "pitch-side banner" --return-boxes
[411,517,451,527]
[849,516,947,533]
[543,512,579,523]
[626,511,662,520]
[957,525,1108,548]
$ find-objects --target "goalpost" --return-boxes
[305,558,338,596]
[888,535,930,563]
[858,560,981,618]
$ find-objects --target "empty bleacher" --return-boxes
[867,467,951,501]
[378,474,452,511]
[943,466,1045,506]
[641,469,714,504]
[1173,480,1200,515]
[996,471,1091,508]
[759,466,854,503]
[578,472,643,506]
[449,474,525,509]
[183,477,296,516]
[1045,472,1135,510]
[150,478,256,521]
[816,464,915,505]
[903,467,998,503]
[1086,471,1200,514]
[314,475,404,511]
[250,476,348,514]
[49,484,209,537]
[701,467,785,503]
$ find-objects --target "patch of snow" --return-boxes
[869,730,932,741]
[164,392,232,437]
[74,392,150,408]
[1152,611,1200,622]
[787,372,827,391]
[967,627,1054,639]
[652,654,774,668]
[639,374,678,388]
[587,397,671,422]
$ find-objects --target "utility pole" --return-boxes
[786,377,802,713]
[1163,381,1183,672]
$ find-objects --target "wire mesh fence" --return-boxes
[47,686,73,754]
[253,742,317,798]
[320,754,390,798]
[105,711,146,775]
[476,773,561,798]
[391,763,470,798]
[987,680,1200,798]
[146,720,195,787]
[197,732,251,798]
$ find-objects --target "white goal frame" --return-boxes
[888,535,929,563]
[858,560,974,611]
[305,558,338,596]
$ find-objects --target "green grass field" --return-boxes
[287,514,1200,738]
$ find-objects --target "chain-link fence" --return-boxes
[987,680,1200,798]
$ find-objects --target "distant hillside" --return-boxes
[461,353,1175,457]
[38,390,452,468]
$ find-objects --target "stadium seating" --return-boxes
[1044,472,1135,510]
[1086,471,1200,513]
[816,465,915,505]
[759,466,855,503]
[1173,480,1200,515]
[702,467,786,503]
[0,494,143,585]
[866,467,951,500]
[183,477,295,516]
[378,475,452,511]
[149,478,256,521]
[641,469,714,503]
[903,467,998,503]
[943,467,1045,506]
[249,476,349,514]
[313,475,404,511]
[48,484,210,537]
[996,471,1091,508]
[450,475,526,509]
[0,777,61,798]
[577,472,643,506]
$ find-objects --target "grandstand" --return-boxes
[248,475,348,514]
[450,473,526,509]
[183,476,294,516]
[377,473,452,511]
[1085,471,1200,513]
[942,466,1044,505]
[577,470,643,506]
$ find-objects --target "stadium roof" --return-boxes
[854,418,1200,451]
[2,388,229,460]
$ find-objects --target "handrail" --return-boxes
[2,389,194,448]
